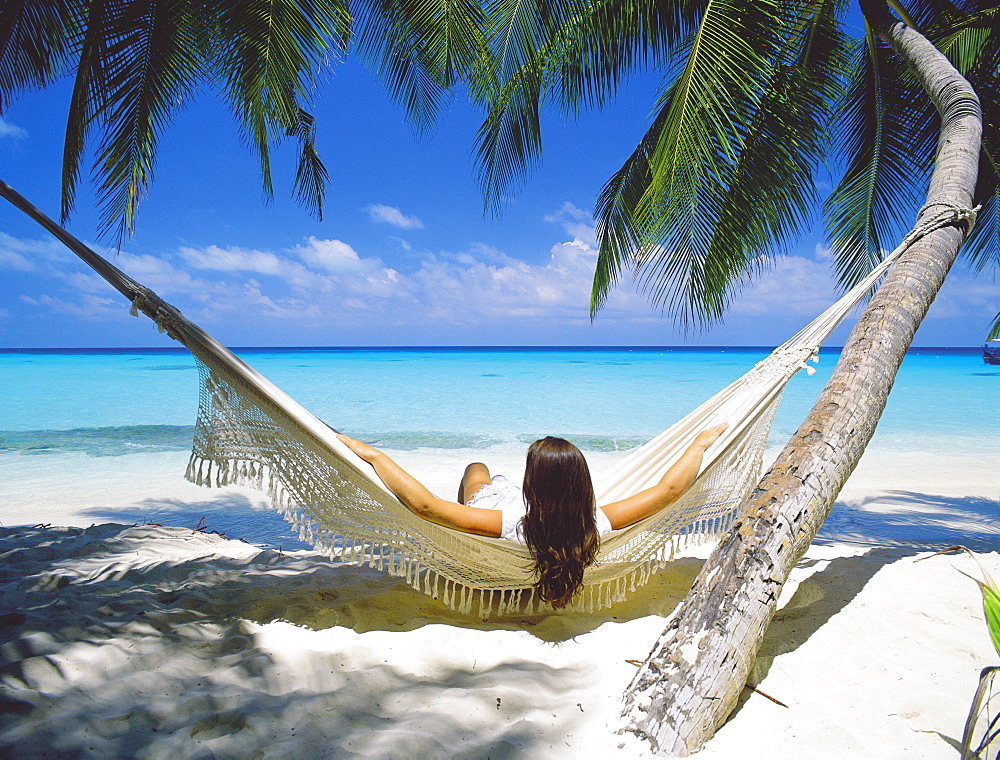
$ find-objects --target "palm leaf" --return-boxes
[590,107,664,314]
[91,0,205,243]
[0,0,76,112]
[988,310,1000,341]
[927,3,999,268]
[471,0,705,213]
[951,546,1000,658]
[61,0,117,223]
[351,0,485,132]
[210,0,347,218]
[466,0,573,209]
[484,0,564,80]
[594,0,813,321]
[290,107,330,216]
[960,666,1000,760]
[824,21,933,288]
[472,50,545,210]
[693,0,851,321]
[604,0,785,323]
[542,0,703,117]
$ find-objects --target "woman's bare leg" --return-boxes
[458,462,491,504]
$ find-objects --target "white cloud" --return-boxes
[239,282,324,320]
[5,214,992,345]
[0,244,34,271]
[409,234,644,324]
[178,244,288,275]
[294,237,364,273]
[0,232,70,271]
[20,292,121,320]
[0,118,27,140]
[366,204,424,229]
[543,201,590,224]
[544,202,597,246]
[727,255,841,318]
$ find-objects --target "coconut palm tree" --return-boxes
[463,0,993,754]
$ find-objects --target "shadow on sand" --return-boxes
[4,483,993,757]
[2,523,654,758]
[818,490,999,552]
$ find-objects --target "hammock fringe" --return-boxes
[185,448,734,616]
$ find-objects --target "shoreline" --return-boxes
[3,441,996,551]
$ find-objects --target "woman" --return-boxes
[337,422,727,608]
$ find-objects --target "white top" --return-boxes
[468,475,613,542]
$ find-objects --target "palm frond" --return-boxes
[824,21,933,288]
[590,108,664,314]
[988,310,1000,341]
[692,0,851,321]
[465,0,574,208]
[472,52,544,211]
[900,0,992,30]
[91,0,205,243]
[545,0,704,117]
[61,0,114,223]
[595,0,841,322]
[290,107,329,219]
[0,0,76,112]
[472,0,706,213]
[209,0,347,216]
[618,0,785,323]
[961,70,998,268]
[352,0,487,132]
[927,2,999,267]
[484,0,564,80]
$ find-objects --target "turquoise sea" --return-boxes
[1,346,997,549]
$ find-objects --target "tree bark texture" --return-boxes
[619,3,982,756]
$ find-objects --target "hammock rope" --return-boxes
[0,179,977,616]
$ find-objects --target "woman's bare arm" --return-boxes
[337,434,502,537]
[599,423,728,530]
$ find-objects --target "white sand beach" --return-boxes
[1,447,998,759]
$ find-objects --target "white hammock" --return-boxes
[1,181,975,616]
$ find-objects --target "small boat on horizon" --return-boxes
[984,340,1000,365]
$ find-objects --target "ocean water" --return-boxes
[1,346,996,546]
[1,345,993,450]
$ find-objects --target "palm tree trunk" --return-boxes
[619,2,982,756]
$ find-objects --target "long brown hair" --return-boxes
[521,437,599,608]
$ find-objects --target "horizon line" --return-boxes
[0,345,985,354]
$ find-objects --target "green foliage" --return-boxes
[969,562,1000,659]
[351,0,490,132]
[466,0,998,328]
[948,542,1000,760]
[988,314,1000,341]
[984,579,1000,659]
[0,0,350,241]
[942,545,1000,659]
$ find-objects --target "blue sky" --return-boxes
[0,56,995,349]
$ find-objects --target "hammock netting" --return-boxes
[184,341,780,615]
[1,179,976,617]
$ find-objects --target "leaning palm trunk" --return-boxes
[619,2,983,756]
